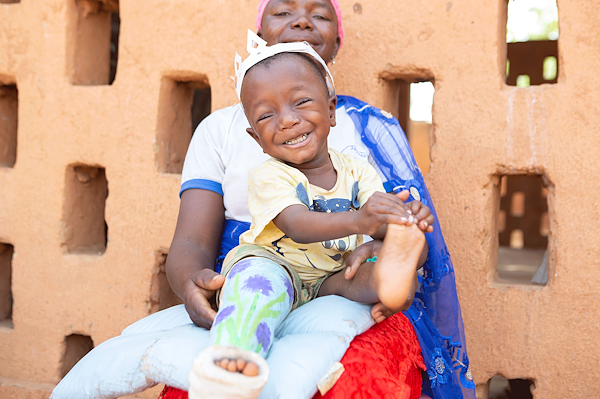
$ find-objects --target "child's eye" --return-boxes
[296,98,312,106]
[257,113,272,122]
[313,14,330,21]
[274,10,291,16]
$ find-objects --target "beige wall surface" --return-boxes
[0,0,599,398]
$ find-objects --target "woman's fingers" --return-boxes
[184,269,226,328]
[185,290,216,329]
[192,269,226,291]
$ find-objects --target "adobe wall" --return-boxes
[0,0,598,397]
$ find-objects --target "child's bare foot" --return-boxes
[214,358,259,376]
[371,223,425,311]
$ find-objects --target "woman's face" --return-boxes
[258,0,340,63]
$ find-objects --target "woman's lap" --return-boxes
[51,295,374,399]
[159,312,424,399]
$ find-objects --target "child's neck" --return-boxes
[288,153,337,191]
[301,161,337,190]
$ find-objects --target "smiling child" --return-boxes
[187,34,433,399]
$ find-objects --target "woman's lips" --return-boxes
[281,36,320,46]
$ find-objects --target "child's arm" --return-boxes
[273,191,413,244]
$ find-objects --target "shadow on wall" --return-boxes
[495,174,550,286]
[68,0,120,86]
[0,243,14,329]
[0,84,18,168]
[62,165,108,255]
[156,78,212,174]
[149,249,183,314]
[60,334,94,378]
[488,375,534,399]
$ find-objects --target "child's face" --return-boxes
[242,56,336,168]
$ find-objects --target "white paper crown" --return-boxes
[233,30,335,100]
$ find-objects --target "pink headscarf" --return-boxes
[255,0,344,46]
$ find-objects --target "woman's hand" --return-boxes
[182,269,225,329]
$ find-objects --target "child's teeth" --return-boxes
[285,134,308,145]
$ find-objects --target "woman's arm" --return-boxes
[166,189,226,329]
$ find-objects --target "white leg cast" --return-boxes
[188,345,269,399]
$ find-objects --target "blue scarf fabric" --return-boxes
[218,95,476,399]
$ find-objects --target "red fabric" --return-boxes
[159,385,188,399]
[314,312,424,399]
[158,313,424,399]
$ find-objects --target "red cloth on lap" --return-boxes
[314,312,424,399]
[159,313,424,399]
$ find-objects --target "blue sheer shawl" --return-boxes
[218,95,476,399]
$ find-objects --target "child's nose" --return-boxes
[278,110,300,129]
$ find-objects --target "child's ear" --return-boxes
[246,128,265,151]
[328,95,337,127]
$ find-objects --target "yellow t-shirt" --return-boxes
[240,148,385,285]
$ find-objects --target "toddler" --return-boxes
[188,33,433,399]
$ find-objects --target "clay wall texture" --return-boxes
[0,0,598,398]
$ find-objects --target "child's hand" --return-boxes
[355,191,416,236]
[406,200,435,233]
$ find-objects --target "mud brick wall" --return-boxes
[0,1,598,398]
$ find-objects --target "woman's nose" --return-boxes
[290,11,313,30]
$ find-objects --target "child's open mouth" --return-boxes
[284,133,309,145]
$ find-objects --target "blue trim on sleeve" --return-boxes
[179,179,223,197]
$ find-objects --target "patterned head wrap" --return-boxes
[255,0,344,47]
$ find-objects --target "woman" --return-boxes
[52,1,475,398]
[168,1,475,398]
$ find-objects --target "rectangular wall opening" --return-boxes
[387,79,434,175]
[488,375,535,399]
[62,165,108,254]
[69,0,120,85]
[0,84,18,168]
[60,334,94,378]
[496,175,549,285]
[156,78,211,174]
[149,249,183,314]
[505,0,559,87]
[0,243,14,329]
[0,0,20,4]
